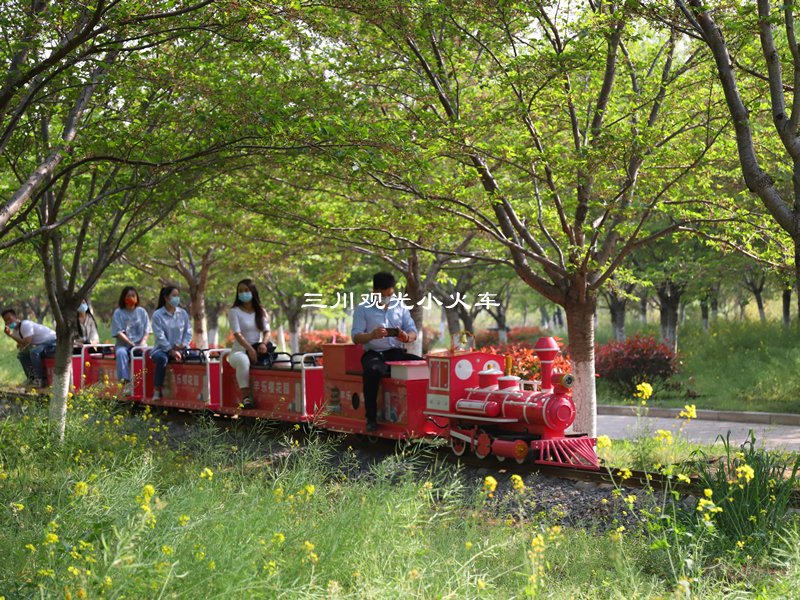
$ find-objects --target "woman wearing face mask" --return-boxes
[226,279,270,409]
[111,286,151,393]
[150,285,192,400]
[74,300,100,347]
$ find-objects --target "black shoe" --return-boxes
[366,421,378,432]
[241,397,254,410]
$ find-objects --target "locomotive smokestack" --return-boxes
[534,337,560,392]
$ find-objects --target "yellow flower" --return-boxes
[422,481,433,490]
[304,484,315,496]
[303,540,315,552]
[199,468,213,480]
[511,474,525,492]
[679,404,697,420]
[616,468,632,481]
[44,532,59,545]
[654,429,673,445]
[465,541,473,549]
[596,435,611,450]
[408,568,420,579]
[677,473,691,484]
[736,464,755,484]
[704,488,713,498]
[161,545,174,556]
[483,476,497,495]
[477,579,487,590]
[25,543,36,552]
[73,481,89,497]
[178,515,190,526]
[272,532,285,545]
[10,502,24,512]
[634,382,653,401]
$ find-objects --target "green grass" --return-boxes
[1,391,798,598]
[597,321,800,414]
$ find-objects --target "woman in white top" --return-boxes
[227,278,270,409]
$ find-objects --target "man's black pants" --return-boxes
[361,348,421,423]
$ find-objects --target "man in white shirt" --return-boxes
[2,308,57,388]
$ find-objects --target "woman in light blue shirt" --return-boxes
[111,286,151,392]
[150,285,192,400]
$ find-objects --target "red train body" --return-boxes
[43,336,598,468]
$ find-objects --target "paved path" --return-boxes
[598,414,800,452]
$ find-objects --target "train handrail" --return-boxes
[297,352,322,370]
[131,345,152,358]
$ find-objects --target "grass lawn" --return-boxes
[1,391,799,598]
[597,321,800,414]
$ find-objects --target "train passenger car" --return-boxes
[68,336,598,469]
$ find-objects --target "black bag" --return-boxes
[256,341,278,366]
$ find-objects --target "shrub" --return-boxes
[595,335,677,398]
[479,340,571,381]
[474,326,543,348]
[299,329,351,353]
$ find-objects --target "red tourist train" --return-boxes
[42,337,598,468]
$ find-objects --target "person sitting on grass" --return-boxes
[2,308,57,389]
[111,286,151,395]
[150,285,192,401]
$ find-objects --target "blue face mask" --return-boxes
[169,296,181,308]
[7,322,16,330]
[78,302,88,313]
[238,291,253,303]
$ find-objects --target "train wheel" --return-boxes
[496,455,506,462]
[474,432,492,459]
[515,456,526,464]
[450,437,467,456]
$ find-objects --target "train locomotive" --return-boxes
[43,336,599,469]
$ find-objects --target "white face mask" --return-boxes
[78,302,89,313]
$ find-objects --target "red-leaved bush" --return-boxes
[473,326,544,348]
[594,335,677,396]
[299,330,351,353]
[479,340,571,381]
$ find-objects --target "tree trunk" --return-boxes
[444,305,461,337]
[49,328,74,442]
[754,290,766,324]
[459,312,475,335]
[553,307,564,329]
[565,299,597,438]
[607,294,627,341]
[539,305,551,329]
[493,307,508,344]
[657,282,683,354]
[288,313,301,354]
[710,296,719,322]
[794,239,800,327]
[207,301,223,347]
[277,323,287,352]
[189,289,207,348]
[783,287,792,327]
[679,301,687,326]
[638,294,648,323]
[700,299,710,331]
